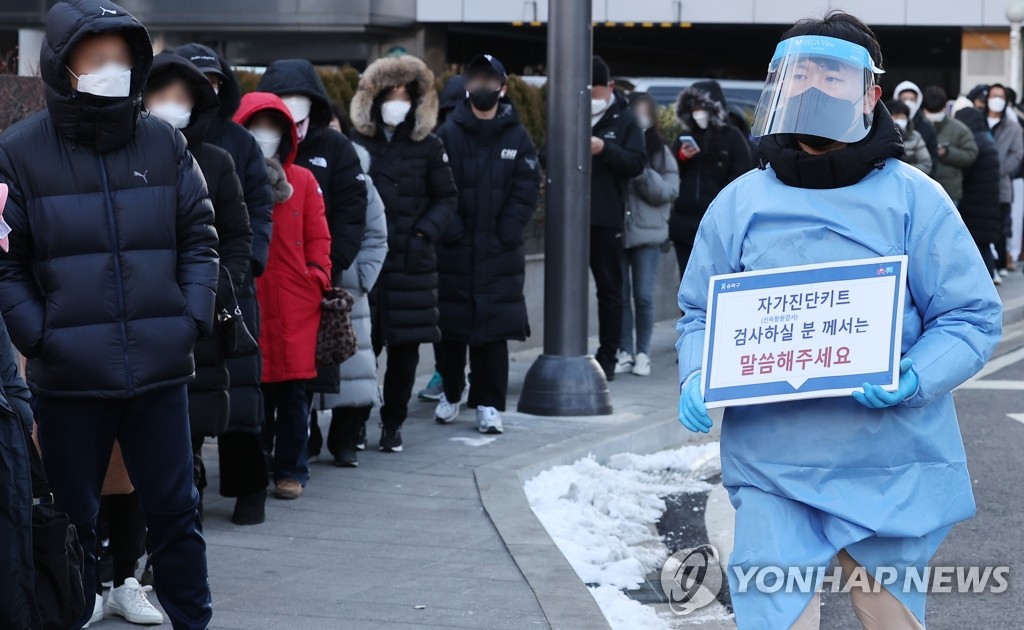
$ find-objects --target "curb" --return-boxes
[475,407,723,630]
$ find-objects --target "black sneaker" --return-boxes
[379,426,403,453]
[334,448,359,467]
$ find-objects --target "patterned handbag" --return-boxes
[316,287,357,366]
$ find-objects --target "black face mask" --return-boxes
[468,87,502,112]
[781,87,859,144]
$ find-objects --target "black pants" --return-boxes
[97,493,147,593]
[375,342,421,429]
[589,226,625,359]
[36,385,211,630]
[440,340,509,410]
[996,202,1012,271]
[673,239,694,280]
[974,236,996,277]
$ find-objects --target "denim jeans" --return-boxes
[262,380,311,485]
[621,245,660,356]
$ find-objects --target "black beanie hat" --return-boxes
[592,56,611,86]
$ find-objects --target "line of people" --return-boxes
[0,2,546,628]
[891,80,1024,284]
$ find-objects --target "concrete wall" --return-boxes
[508,249,682,354]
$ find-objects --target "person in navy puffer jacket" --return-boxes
[0,1,218,627]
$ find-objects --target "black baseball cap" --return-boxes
[181,45,227,80]
[465,54,507,85]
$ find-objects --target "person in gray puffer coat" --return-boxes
[617,92,679,378]
[313,144,388,466]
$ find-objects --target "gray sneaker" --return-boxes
[476,406,503,434]
[417,372,444,401]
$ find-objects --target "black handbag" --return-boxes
[217,268,259,358]
[20,419,86,630]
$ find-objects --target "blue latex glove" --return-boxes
[678,372,713,433]
[852,358,919,409]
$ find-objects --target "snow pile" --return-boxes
[524,442,721,628]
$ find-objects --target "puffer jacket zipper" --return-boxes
[98,157,135,395]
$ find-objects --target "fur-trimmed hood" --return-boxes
[350,55,438,143]
[676,85,728,130]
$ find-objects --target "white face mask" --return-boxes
[281,95,312,123]
[691,110,710,129]
[989,97,1007,113]
[635,114,652,130]
[893,118,908,131]
[69,62,132,98]
[901,97,920,119]
[924,110,946,124]
[591,97,610,118]
[148,102,191,130]
[381,101,411,127]
[251,128,282,159]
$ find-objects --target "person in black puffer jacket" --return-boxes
[671,85,752,278]
[435,54,540,435]
[257,59,369,460]
[350,54,458,453]
[172,43,274,520]
[955,105,1003,279]
[0,2,217,626]
[86,53,256,616]
[145,51,254,498]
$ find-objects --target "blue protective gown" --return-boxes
[676,158,1002,629]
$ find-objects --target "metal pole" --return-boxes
[518,0,613,416]
[1012,20,1022,96]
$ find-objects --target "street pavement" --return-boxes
[86,269,1024,630]
[93,320,692,630]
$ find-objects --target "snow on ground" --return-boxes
[524,442,722,629]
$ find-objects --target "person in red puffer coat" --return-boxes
[234,92,331,500]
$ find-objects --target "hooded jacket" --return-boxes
[591,91,646,229]
[173,42,274,432]
[678,91,1001,629]
[259,59,368,273]
[350,55,458,346]
[671,85,752,244]
[893,80,939,173]
[235,93,332,383]
[147,52,254,436]
[955,107,1004,244]
[436,98,541,345]
[317,144,388,409]
[0,0,220,398]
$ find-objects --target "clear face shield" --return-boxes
[751,36,884,144]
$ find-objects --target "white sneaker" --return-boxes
[105,577,165,625]
[476,406,504,434]
[83,596,104,628]
[994,271,1003,286]
[434,393,461,424]
[1000,268,1009,277]
[632,353,652,377]
[614,350,634,374]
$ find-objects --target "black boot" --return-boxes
[596,351,616,382]
[232,490,266,525]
